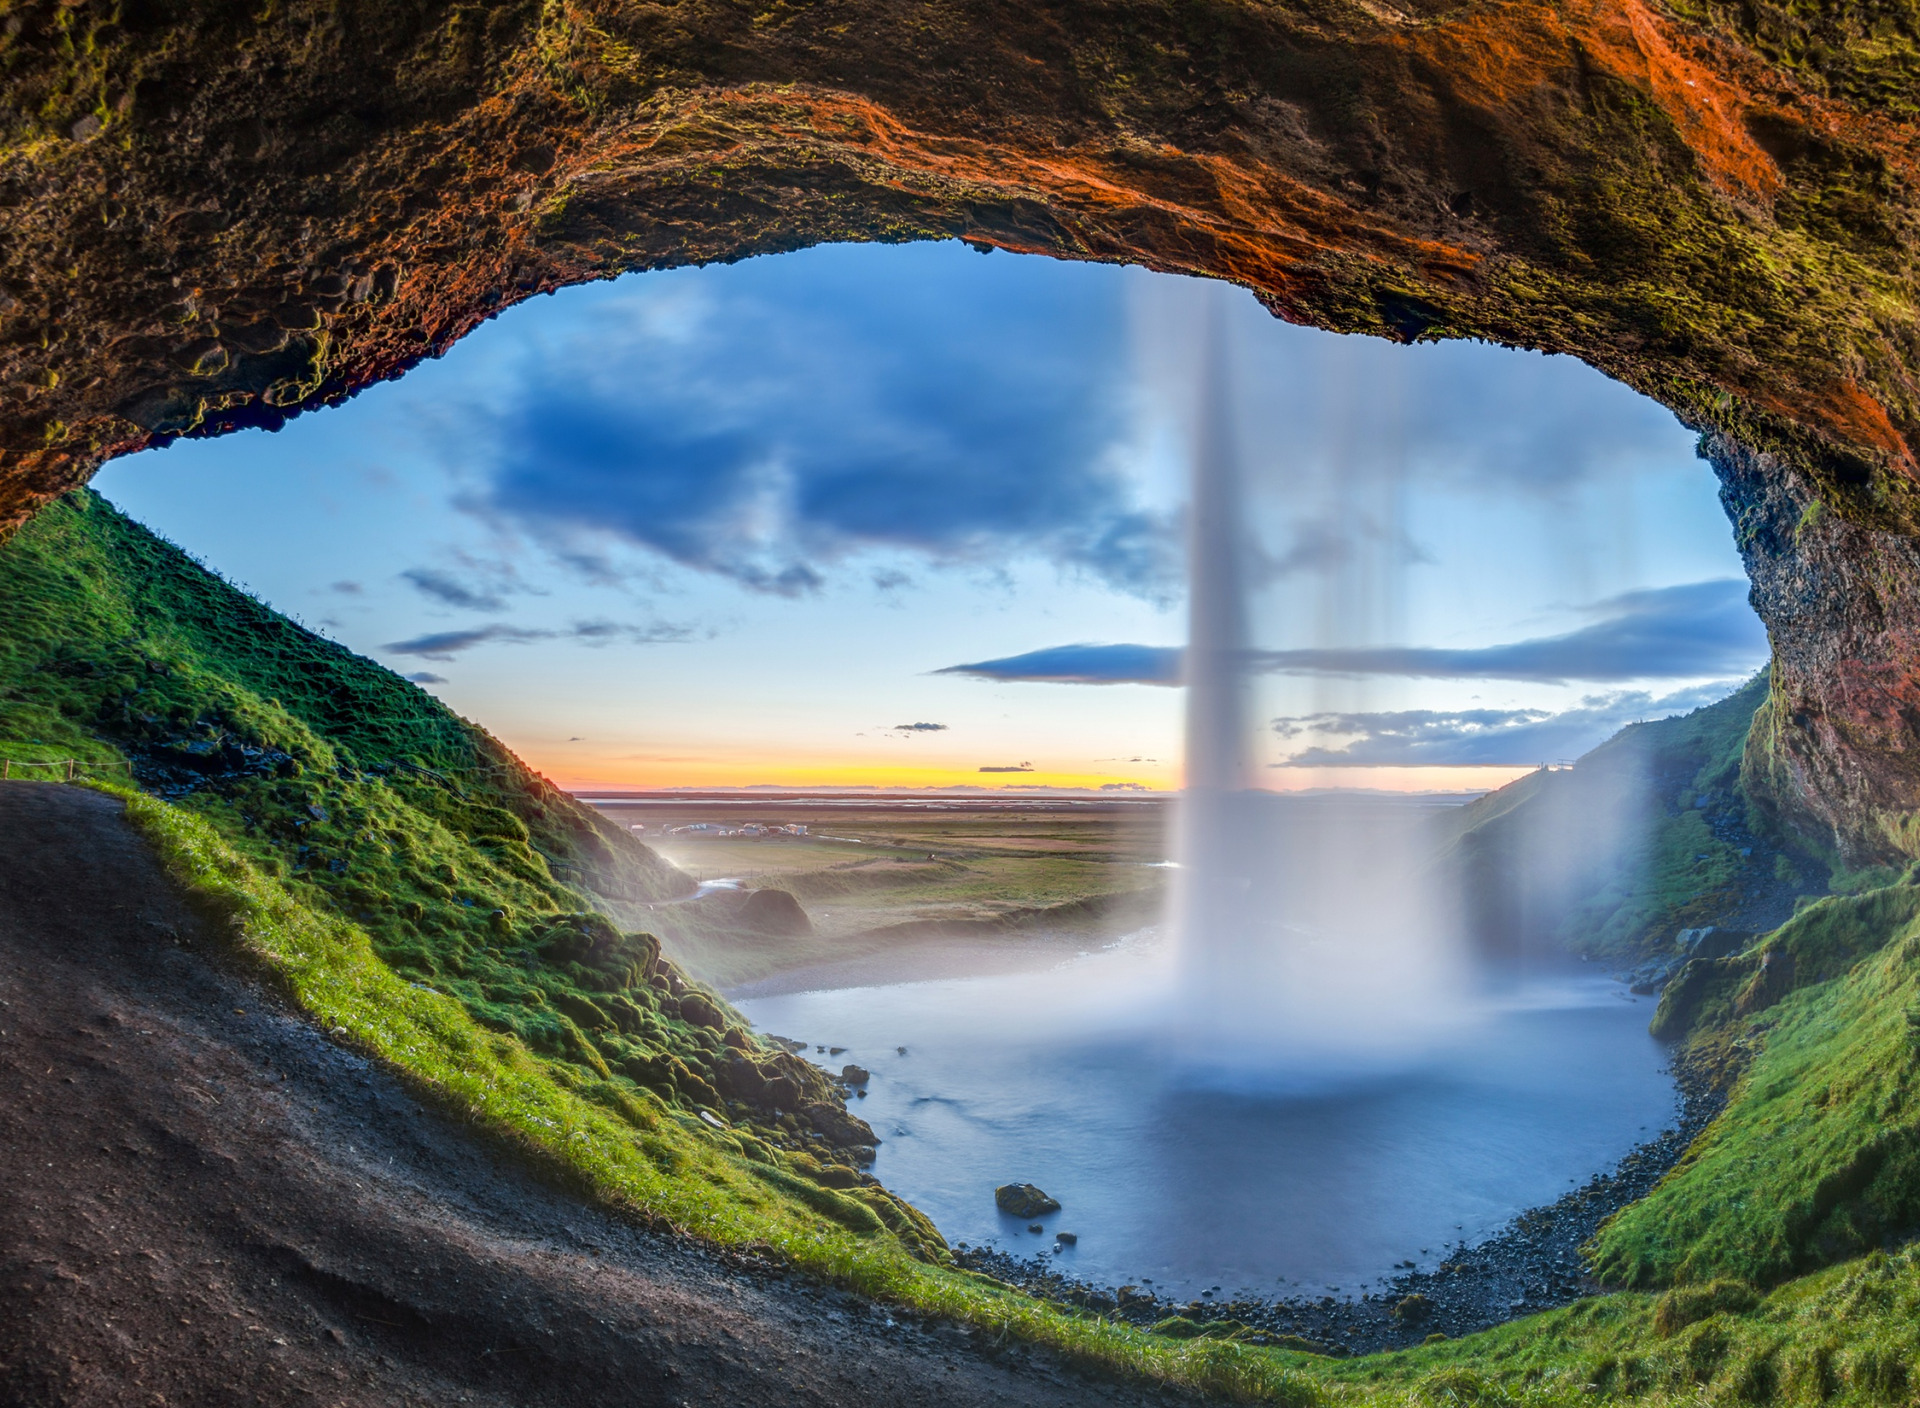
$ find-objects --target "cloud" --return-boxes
[404,671,448,684]
[892,722,948,733]
[937,580,1764,687]
[328,580,363,595]
[980,763,1035,773]
[401,567,507,612]
[938,643,1183,685]
[383,619,694,660]
[1248,580,1765,684]
[468,244,1179,600]
[1208,300,1699,496]
[1269,683,1747,767]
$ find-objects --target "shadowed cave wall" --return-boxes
[3,0,1920,859]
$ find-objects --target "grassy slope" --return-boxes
[0,490,935,1240]
[21,491,1920,1405]
[1435,676,1818,965]
[1600,882,1920,1287]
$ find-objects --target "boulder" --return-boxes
[676,991,726,1030]
[840,1063,870,1086]
[1392,1293,1434,1325]
[994,1183,1061,1218]
[805,1099,878,1149]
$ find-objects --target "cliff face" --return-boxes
[3,0,1920,850]
[1715,434,1920,864]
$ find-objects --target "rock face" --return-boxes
[994,1183,1062,1218]
[1715,434,1920,863]
[3,0,1920,855]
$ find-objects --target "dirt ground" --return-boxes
[0,782,1205,1407]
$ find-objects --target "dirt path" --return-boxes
[0,783,1198,1408]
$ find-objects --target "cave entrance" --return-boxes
[92,239,1774,1301]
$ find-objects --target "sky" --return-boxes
[93,241,1764,793]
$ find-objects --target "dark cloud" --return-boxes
[1249,580,1764,684]
[938,580,1763,687]
[404,671,448,684]
[937,643,1183,685]
[473,245,1178,599]
[893,722,948,733]
[328,580,363,595]
[401,567,507,612]
[383,619,693,660]
[1269,683,1745,767]
[979,763,1035,773]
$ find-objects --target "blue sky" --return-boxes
[94,241,1762,792]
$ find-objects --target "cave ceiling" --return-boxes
[5,0,1920,858]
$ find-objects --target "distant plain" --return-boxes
[582,794,1169,993]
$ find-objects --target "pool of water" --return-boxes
[736,934,1676,1300]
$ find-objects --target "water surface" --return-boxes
[738,935,1675,1300]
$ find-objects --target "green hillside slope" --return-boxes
[1436,676,1823,964]
[0,490,934,1243]
[22,488,1920,1405]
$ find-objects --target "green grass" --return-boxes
[0,490,913,1215]
[1437,675,1821,966]
[24,487,1920,1405]
[1600,882,1920,1287]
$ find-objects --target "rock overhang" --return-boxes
[3,0,1918,853]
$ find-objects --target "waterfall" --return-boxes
[1168,284,1469,1079]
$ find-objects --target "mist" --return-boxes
[1163,284,1475,1078]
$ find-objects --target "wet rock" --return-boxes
[805,1099,877,1149]
[994,1183,1061,1218]
[677,992,725,1030]
[840,1064,870,1086]
[1392,1293,1433,1324]
[1054,1231,1077,1246]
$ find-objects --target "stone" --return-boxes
[676,992,725,1030]
[1392,1293,1434,1324]
[994,1183,1061,1218]
[840,1064,870,1086]
[1053,1231,1077,1246]
[805,1099,878,1149]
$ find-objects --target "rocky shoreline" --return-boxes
[951,1052,1724,1356]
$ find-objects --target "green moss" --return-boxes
[26,489,1920,1403]
[1596,890,1920,1286]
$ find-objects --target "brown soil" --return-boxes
[0,781,1201,1408]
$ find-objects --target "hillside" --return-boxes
[0,489,939,1249]
[22,489,1920,1406]
[1435,676,1826,965]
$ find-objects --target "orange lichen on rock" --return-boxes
[1401,0,1780,201]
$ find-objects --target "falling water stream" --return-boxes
[739,281,1680,1296]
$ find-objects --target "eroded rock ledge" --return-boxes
[3,0,1919,853]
